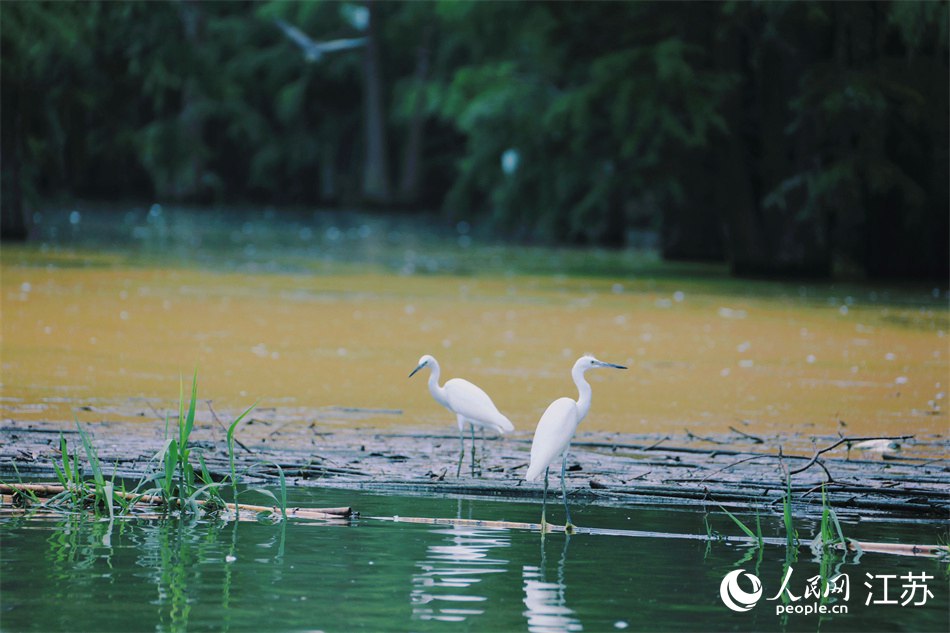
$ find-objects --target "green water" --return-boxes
[1,488,946,632]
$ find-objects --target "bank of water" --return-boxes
[2,205,947,440]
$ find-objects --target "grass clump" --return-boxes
[8,370,283,522]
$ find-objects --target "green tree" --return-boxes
[423,2,734,246]
[2,1,98,236]
[713,0,948,277]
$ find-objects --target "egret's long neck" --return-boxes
[573,365,593,422]
[427,361,448,407]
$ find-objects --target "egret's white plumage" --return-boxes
[526,397,579,482]
[527,354,627,532]
[410,354,514,476]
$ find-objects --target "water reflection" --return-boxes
[411,524,510,623]
[3,486,948,633]
[523,536,582,633]
[46,514,118,578]
[130,518,224,632]
[39,514,288,633]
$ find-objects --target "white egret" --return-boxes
[409,354,515,477]
[526,355,627,533]
[274,19,368,63]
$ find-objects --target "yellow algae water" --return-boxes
[2,241,946,441]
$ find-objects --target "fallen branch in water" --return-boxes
[703,434,917,484]
[789,435,915,475]
[0,483,351,520]
[729,426,764,444]
[643,436,670,451]
[684,428,729,445]
[0,482,66,497]
[700,454,773,484]
[207,400,253,454]
[835,540,948,558]
[370,515,948,558]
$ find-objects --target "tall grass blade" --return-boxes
[196,453,224,510]
[755,508,763,549]
[783,475,799,562]
[820,484,847,547]
[67,432,84,503]
[197,453,215,486]
[76,420,104,491]
[718,504,756,540]
[163,438,179,503]
[272,462,287,521]
[244,487,283,518]
[226,401,257,519]
[185,482,223,510]
[54,434,70,490]
[177,374,185,440]
[181,368,199,448]
[103,481,115,521]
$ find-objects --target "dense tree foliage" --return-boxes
[2,0,946,278]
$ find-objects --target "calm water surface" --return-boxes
[1,488,947,632]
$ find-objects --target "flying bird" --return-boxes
[275,18,368,63]
[527,355,627,534]
[410,354,515,477]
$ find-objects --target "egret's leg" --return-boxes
[456,425,465,478]
[561,453,575,534]
[480,427,486,475]
[470,424,477,477]
[543,469,551,534]
[480,426,485,477]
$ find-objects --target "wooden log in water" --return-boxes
[232,502,352,520]
[837,540,948,558]
[0,483,351,520]
[0,482,68,497]
[372,513,792,542]
[369,514,949,558]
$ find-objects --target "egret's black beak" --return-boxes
[597,361,627,370]
[409,363,426,378]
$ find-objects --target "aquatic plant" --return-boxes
[818,483,847,550]
[226,399,257,517]
[134,370,280,518]
[6,370,292,522]
[49,424,117,518]
[782,475,799,553]
[717,503,765,571]
[718,504,761,546]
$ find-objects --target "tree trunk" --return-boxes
[1,101,29,241]
[397,29,432,204]
[320,141,337,201]
[716,16,831,278]
[361,2,392,204]
[661,150,725,261]
[173,0,207,202]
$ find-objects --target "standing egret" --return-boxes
[410,354,514,477]
[527,355,627,533]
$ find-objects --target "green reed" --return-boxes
[16,370,285,522]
